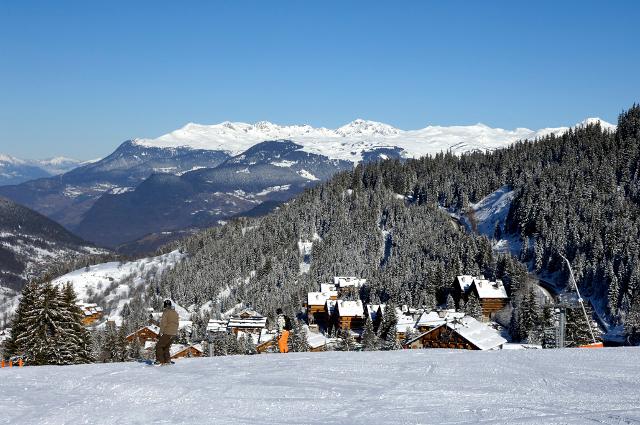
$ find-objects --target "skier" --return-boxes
[276,308,292,353]
[155,299,179,365]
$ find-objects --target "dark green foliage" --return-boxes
[361,316,378,351]
[464,292,482,321]
[5,282,93,365]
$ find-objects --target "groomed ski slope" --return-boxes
[1,348,639,424]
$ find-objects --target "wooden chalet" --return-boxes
[170,343,204,359]
[395,309,417,341]
[206,319,228,335]
[227,309,267,335]
[126,325,160,343]
[77,302,104,326]
[471,279,509,319]
[335,300,365,330]
[415,309,465,333]
[454,275,509,320]
[307,292,331,323]
[406,316,506,351]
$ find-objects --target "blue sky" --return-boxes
[1,1,639,159]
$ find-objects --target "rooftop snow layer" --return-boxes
[447,316,507,350]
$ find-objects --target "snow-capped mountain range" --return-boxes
[0,116,616,253]
[134,117,616,162]
[0,154,87,186]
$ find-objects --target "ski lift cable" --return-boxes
[559,254,597,344]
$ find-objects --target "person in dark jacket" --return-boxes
[156,299,179,365]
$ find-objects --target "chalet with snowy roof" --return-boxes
[77,302,103,326]
[307,331,336,352]
[320,283,338,295]
[206,319,228,334]
[334,300,366,330]
[334,276,366,296]
[255,330,278,353]
[415,309,466,333]
[471,278,509,319]
[454,275,509,319]
[307,292,331,320]
[227,309,267,335]
[395,309,417,341]
[170,343,204,359]
[126,325,160,343]
[406,316,507,351]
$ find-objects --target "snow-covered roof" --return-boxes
[207,319,228,333]
[446,316,507,350]
[170,343,204,357]
[307,331,333,349]
[456,275,475,292]
[395,309,416,332]
[336,300,365,318]
[127,325,160,339]
[416,309,465,328]
[228,315,267,329]
[320,283,337,293]
[333,276,366,288]
[473,278,508,299]
[307,292,330,306]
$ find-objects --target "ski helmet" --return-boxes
[163,299,172,309]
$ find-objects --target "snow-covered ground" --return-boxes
[0,348,639,424]
[134,118,616,163]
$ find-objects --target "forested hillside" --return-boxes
[154,105,640,341]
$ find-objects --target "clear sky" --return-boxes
[1,0,639,160]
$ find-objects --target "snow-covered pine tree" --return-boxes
[464,292,482,321]
[378,304,398,342]
[445,293,455,310]
[2,281,38,359]
[565,305,597,347]
[58,283,93,364]
[291,320,309,352]
[15,282,64,365]
[102,321,120,362]
[361,316,378,351]
[625,296,640,344]
[336,329,356,351]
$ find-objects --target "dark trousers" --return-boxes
[155,334,175,363]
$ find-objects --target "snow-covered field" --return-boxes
[1,348,639,424]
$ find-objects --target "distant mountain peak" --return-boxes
[134,117,616,163]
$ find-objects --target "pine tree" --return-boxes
[16,282,64,365]
[361,316,378,351]
[464,292,482,320]
[58,283,93,364]
[377,305,398,345]
[102,322,120,362]
[291,320,309,352]
[336,329,356,351]
[445,293,455,310]
[3,281,38,359]
[625,297,640,345]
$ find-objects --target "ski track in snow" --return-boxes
[1,348,640,424]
